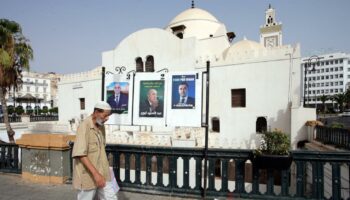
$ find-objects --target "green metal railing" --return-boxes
[29,115,58,122]
[315,126,350,150]
[106,144,350,199]
[0,116,21,123]
[0,143,21,173]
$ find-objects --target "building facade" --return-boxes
[57,67,102,122]
[59,5,315,149]
[3,71,59,112]
[302,52,350,108]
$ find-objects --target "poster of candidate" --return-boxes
[139,80,164,117]
[171,75,196,109]
[106,81,129,114]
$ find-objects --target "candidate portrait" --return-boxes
[173,81,195,108]
[139,88,163,117]
[107,82,129,113]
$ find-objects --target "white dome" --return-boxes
[165,8,227,40]
[168,8,219,26]
[223,38,265,59]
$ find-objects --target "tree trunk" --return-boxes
[0,87,15,143]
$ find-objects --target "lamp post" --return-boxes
[303,55,320,107]
[314,84,318,110]
[35,81,39,115]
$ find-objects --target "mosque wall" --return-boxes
[209,54,293,148]
[102,28,197,73]
[58,74,101,123]
[57,6,315,149]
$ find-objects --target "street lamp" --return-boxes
[303,55,320,107]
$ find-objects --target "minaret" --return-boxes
[260,4,282,48]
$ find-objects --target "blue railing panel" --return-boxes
[0,143,21,173]
[101,144,350,199]
[30,115,58,122]
[316,126,350,150]
[0,116,21,123]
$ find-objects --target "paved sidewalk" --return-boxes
[0,173,197,200]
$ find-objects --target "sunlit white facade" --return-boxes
[58,5,315,149]
[3,71,59,111]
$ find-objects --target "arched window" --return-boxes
[145,56,154,72]
[212,117,220,132]
[171,25,186,39]
[256,117,267,133]
[136,57,144,72]
[176,32,183,39]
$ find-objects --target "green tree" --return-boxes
[26,108,33,115]
[15,105,24,115]
[334,93,346,112]
[49,107,58,114]
[0,19,33,143]
[42,106,48,114]
[319,94,328,113]
[7,105,14,115]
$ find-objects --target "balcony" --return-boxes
[23,81,48,87]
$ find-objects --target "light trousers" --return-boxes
[77,181,118,200]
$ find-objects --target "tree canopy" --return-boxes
[0,19,33,143]
[0,19,33,91]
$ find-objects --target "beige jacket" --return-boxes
[72,116,110,190]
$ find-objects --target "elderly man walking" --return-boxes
[72,101,117,200]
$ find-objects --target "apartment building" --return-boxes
[3,71,60,111]
[302,52,350,108]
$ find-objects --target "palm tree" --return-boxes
[319,94,328,113]
[0,19,33,143]
[333,93,346,112]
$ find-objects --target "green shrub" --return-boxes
[330,122,344,129]
[42,106,48,114]
[7,106,14,114]
[15,105,24,115]
[256,129,290,155]
[49,107,58,114]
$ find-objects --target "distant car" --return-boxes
[341,109,350,117]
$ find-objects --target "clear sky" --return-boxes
[1,0,350,74]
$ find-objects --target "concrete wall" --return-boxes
[291,107,316,149]
[21,148,71,183]
[102,28,196,73]
[16,133,75,184]
[58,69,102,123]
[209,46,302,149]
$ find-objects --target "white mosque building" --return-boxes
[58,4,315,149]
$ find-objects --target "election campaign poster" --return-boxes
[105,74,133,125]
[171,74,196,109]
[133,73,167,126]
[139,80,164,118]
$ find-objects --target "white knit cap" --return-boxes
[94,101,112,110]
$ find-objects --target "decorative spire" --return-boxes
[191,0,195,8]
[269,4,271,9]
